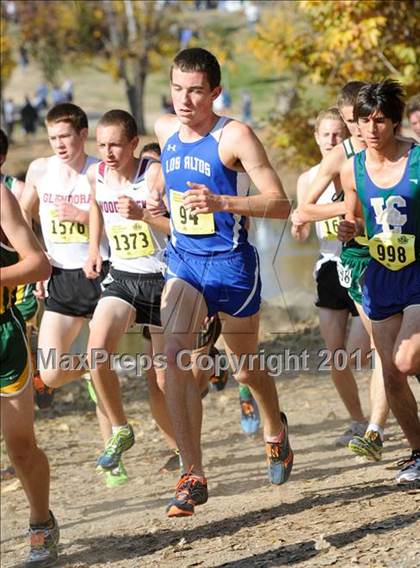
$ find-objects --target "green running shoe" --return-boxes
[96,424,135,470]
[348,430,383,462]
[25,511,59,567]
[104,460,129,488]
[84,377,97,404]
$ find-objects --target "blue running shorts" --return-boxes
[165,242,261,318]
[362,260,420,321]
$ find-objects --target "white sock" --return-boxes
[112,424,129,435]
[367,423,384,441]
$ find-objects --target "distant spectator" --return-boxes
[222,89,232,109]
[62,78,74,103]
[180,27,193,48]
[406,94,420,140]
[244,1,259,28]
[19,45,29,67]
[3,98,15,141]
[51,85,66,105]
[34,83,49,110]
[213,92,225,114]
[5,0,17,22]
[213,89,232,114]
[20,96,38,136]
[241,90,253,125]
[161,94,174,114]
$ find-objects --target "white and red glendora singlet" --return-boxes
[309,163,343,275]
[96,158,167,274]
[38,155,109,269]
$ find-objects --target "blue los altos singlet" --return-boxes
[161,116,250,254]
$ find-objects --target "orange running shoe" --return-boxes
[208,347,229,391]
[33,372,54,410]
[167,469,208,517]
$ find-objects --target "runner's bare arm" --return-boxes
[291,170,311,241]
[0,184,51,287]
[297,145,347,223]
[84,165,103,278]
[184,122,291,219]
[55,199,89,224]
[118,162,170,235]
[337,158,364,242]
[154,114,179,150]
[11,179,25,201]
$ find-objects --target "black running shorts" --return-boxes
[101,268,163,326]
[315,260,359,316]
[45,262,109,318]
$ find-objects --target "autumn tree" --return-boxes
[14,0,182,133]
[248,0,420,168]
[0,15,16,96]
[98,0,181,133]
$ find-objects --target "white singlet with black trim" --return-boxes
[310,164,342,275]
[38,155,109,269]
[96,158,166,274]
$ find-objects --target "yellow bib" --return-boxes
[170,189,215,235]
[49,209,89,243]
[109,222,155,259]
[319,216,340,240]
[369,232,416,271]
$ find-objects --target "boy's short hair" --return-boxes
[140,142,161,159]
[314,107,347,134]
[97,109,138,141]
[354,80,405,126]
[0,128,9,157]
[45,103,88,133]
[171,48,221,90]
[406,94,420,119]
[337,81,367,109]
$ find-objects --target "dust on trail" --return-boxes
[1,328,420,568]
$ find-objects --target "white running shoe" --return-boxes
[395,453,420,484]
[335,421,367,447]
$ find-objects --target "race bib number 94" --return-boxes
[170,189,215,235]
[369,232,416,271]
[109,222,155,259]
[49,209,89,243]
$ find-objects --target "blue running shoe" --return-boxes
[266,412,294,485]
[96,424,135,470]
[26,511,59,567]
[239,385,260,435]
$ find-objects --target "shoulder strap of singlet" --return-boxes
[342,138,355,159]
[138,157,150,179]
[98,161,106,181]
[1,174,14,192]
[209,116,231,143]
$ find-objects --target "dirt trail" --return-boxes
[1,329,420,568]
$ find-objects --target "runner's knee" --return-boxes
[40,367,63,387]
[233,368,254,385]
[394,340,418,375]
[6,435,37,470]
[382,367,406,395]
